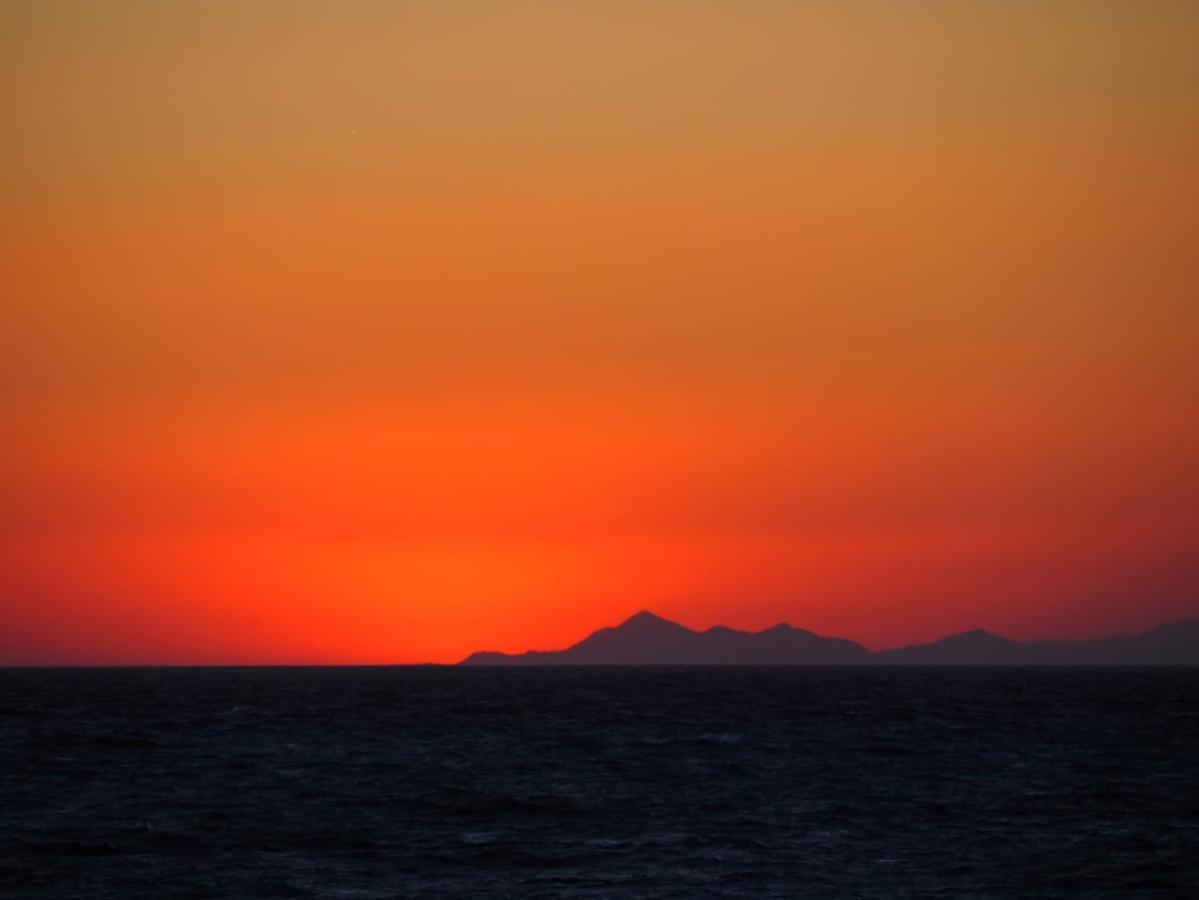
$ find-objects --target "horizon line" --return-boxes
[8,611,1195,668]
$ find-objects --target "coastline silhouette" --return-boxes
[460,610,1199,666]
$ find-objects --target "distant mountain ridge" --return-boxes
[460,611,1199,666]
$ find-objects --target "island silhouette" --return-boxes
[460,610,1199,666]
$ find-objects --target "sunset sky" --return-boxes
[3,2,1198,664]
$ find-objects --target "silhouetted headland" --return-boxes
[460,611,1199,665]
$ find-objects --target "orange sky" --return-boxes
[3,2,1198,663]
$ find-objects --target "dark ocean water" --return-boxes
[2,667,1197,899]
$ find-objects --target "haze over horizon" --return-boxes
[4,2,1199,665]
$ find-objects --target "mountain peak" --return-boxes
[620,610,671,627]
[607,610,695,640]
[945,629,1011,644]
[1143,619,1199,637]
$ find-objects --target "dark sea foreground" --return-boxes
[2,668,1198,899]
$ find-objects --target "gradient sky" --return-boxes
[3,1,1198,663]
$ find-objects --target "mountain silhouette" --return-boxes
[874,629,1034,665]
[461,610,870,665]
[460,613,1199,666]
[876,620,1199,665]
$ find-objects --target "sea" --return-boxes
[2,666,1197,898]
